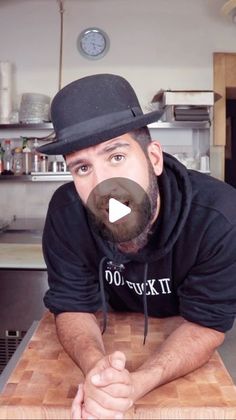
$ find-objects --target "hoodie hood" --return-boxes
[91,153,192,264]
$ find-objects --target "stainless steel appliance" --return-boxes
[0,270,48,373]
[0,219,48,373]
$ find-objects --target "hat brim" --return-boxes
[37,109,163,155]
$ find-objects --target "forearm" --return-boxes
[131,318,225,401]
[55,312,105,374]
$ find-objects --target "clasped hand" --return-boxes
[71,351,133,419]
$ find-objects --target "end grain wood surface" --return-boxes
[0,312,236,419]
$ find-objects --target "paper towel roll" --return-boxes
[0,89,12,123]
[0,61,12,90]
[0,61,13,123]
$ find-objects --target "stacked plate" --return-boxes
[19,93,50,123]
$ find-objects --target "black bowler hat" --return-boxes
[38,73,163,155]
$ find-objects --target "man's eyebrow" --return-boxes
[67,142,130,170]
[67,158,86,171]
[98,142,130,155]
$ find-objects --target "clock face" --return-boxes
[78,28,109,60]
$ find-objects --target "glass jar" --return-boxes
[40,155,48,172]
[13,147,24,175]
[23,146,32,175]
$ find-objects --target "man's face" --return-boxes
[66,133,163,249]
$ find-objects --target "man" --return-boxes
[38,74,236,420]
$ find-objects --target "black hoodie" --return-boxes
[43,154,236,338]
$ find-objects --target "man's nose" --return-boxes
[93,171,118,196]
[92,168,109,188]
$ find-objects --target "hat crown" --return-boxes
[51,74,142,132]
[37,73,162,155]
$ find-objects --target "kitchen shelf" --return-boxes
[0,172,72,182]
[148,121,210,129]
[0,122,210,142]
[0,122,54,141]
[0,121,210,181]
[0,123,53,130]
[31,172,72,182]
[0,121,209,131]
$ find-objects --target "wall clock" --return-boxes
[77,28,110,60]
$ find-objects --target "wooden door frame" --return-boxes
[213,53,236,180]
[214,53,236,145]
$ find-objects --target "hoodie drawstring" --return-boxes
[99,257,108,334]
[143,262,149,345]
[99,257,149,344]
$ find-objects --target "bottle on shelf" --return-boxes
[22,137,32,175]
[40,155,48,172]
[31,138,41,173]
[1,139,14,175]
[13,147,24,175]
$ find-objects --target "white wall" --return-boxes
[1,0,236,107]
[0,0,235,220]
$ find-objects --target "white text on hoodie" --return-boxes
[105,270,171,296]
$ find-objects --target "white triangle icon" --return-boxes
[109,198,131,223]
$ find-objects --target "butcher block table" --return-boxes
[0,312,236,420]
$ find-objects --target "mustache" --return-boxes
[88,193,135,211]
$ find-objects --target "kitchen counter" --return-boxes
[0,243,45,270]
[0,312,236,419]
[0,219,46,269]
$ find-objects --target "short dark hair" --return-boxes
[130,126,152,154]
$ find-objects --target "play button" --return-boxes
[86,177,154,244]
[109,198,131,223]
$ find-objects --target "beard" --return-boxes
[117,160,159,253]
[85,158,159,252]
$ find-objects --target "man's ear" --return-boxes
[147,141,163,176]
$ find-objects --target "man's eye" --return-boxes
[111,154,125,163]
[77,165,90,175]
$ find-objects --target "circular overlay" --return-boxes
[86,177,152,243]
